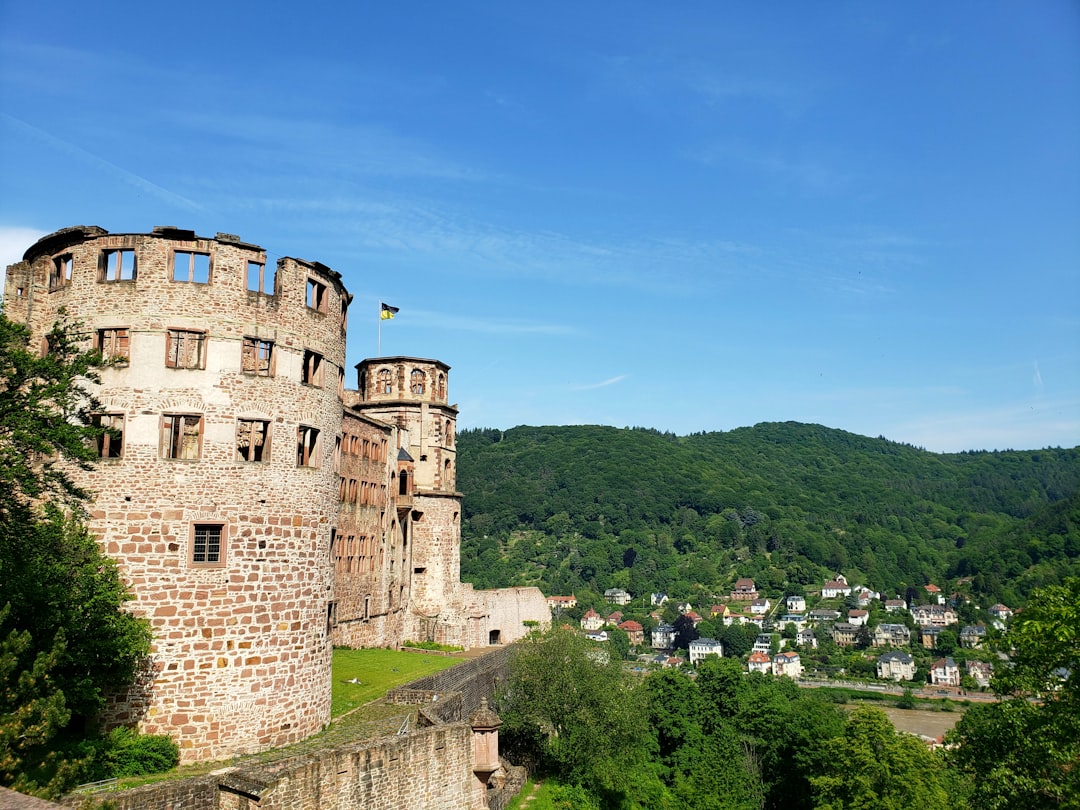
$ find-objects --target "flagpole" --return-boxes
[377,299,382,357]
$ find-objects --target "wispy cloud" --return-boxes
[1,114,204,212]
[388,308,577,336]
[571,375,628,391]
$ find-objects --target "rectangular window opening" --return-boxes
[92,413,124,459]
[236,419,270,462]
[247,261,276,295]
[166,329,206,369]
[297,425,320,467]
[101,249,137,282]
[192,524,223,565]
[50,255,73,290]
[241,337,274,376]
[162,414,203,460]
[172,251,211,284]
[96,328,130,364]
[302,350,324,387]
[306,279,328,313]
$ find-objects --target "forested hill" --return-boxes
[457,423,1080,607]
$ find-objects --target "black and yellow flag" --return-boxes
[380,303,399,320]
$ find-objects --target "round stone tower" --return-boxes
[3,226,348,761]
[353,357,466,645]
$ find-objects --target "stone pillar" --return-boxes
[470,698,503,809]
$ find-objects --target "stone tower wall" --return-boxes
[3,226,349,761]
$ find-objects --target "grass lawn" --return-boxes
[332,647,463,717]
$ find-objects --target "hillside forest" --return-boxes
[457,424,1080,608]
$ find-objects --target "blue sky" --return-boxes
[1,2,1077,452]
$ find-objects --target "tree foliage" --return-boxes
[0,312,155,797]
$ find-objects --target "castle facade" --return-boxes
[3,226,549,762]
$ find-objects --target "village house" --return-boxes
[847,609,869,626]
[651,623,675,650]
[785,594,806,613]
[966,660,993,688]
[710,604,729,619]
[778,614,807,631]
[876,650,916,681]
[988,604,1013,628]
[581,608,604,631]
[924,583,945,604]
[796,627,818,648]
[821,578,852,599]
[606,611,624,625]
[919,626,943,649]
[752,634,775,654]
[685,610,704,627]
[884,598,907,613]
[773,651,802,679]
[854,587,878,606]
[748,651,772,674]
[960,625,988,649]
[872,623,911,648]
[604,588,632,606]
[650,592,669,607]
[749,597,771,615]
[831,622,859,647]
[808,608,842,623]
[930,657,961,687]
[912,604,958,627]
[731,578,759,601]
[618,620,644,647]
[547,595,577,611]
[688,638,724,665]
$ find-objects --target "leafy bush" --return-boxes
[90,728,179,779]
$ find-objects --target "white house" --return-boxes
[847,609,869,626]
[785,595,806,613]
[876,651,915,681]
[931,657,961,687]
[822,579,852,599]
[581,609,604,631]
[652,623,675,649]
[749,597,771,615]
[689,638,724,665]
[773,651,802,679]
[604,588,632,606]
[748,651,771,674]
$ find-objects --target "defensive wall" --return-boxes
[61,648,523,810]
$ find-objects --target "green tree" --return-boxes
[811,706,951,809]
[0,313,154,796]
[607,628,630,661]
[948,577,1080,808]
[498,627,655,802]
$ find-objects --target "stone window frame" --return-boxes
[190,522,227,567]
[236,418,271,463]
[95,327,131,365]
[92,412,125,459]
[49,254,73,290]
[376,368,393,395]
[161,413,203,461]
[170,249,212,284]
[301,349,324,387]
[296,424,321,468]
[241,336,275,377]
[246,260,277,295]
[410,369,426,395]
[306,278,328,314]
[98,248,137,282]
[165,328,207,370]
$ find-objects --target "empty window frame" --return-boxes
[161,414,202,460]
[241,337,274,376]
[172,250,211,284]
[49,254,73,290]
[302,350,324,387]
[246,261,276,295]
[92,413,124,458]
[377,368,393,394]
[297,425,321,467]
[191,523,225,565]
[165,329,206,369]
[100,249,137,282]
[96,327,130,364]
[236,419,270,462]
[306,278,328,313]
[410,369,425,395]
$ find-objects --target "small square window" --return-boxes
[172,250,211,284]
[191,523,225,565]
[302,350,324,387]
[92,413,124,459]
[297,425,321,467]
[100,249,137,282]
[50,255,73,290]
[96,328,130,364]
[241,337,274,376]
[236,419,270,462]
[306,279,328,313]
[162,414,202,460]
[247,261,276,295]
[166,329,206,369]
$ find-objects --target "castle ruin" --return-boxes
[3,226,549,763]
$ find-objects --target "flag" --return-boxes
[380,303,399,320]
